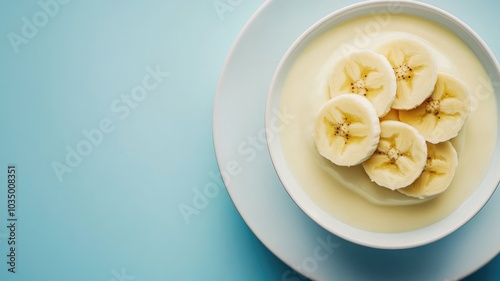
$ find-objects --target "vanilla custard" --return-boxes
[278,15,498,232]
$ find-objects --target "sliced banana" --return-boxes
[313,95,380,166]
[399,72,471,143]
[376,37,438,110]
[398,141,458,199]
[362,120,427,190]
[328,51,396,117]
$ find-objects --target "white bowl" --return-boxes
[266,0,500,249]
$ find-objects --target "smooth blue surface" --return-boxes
[0,0,497,280]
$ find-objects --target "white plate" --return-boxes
[213,0,500,280]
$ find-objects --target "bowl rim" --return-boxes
[265,0,500,249]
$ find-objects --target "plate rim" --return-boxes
[213,0,500,279]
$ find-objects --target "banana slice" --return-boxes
[328,51,396,117]
[398,141,458,199]
[313,94,380,166]
[399,73,471,143]
[376,37,438,110]
[362,120,427,190]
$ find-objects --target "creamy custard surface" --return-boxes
[279,15,498,232]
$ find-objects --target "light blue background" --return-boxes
[0,0,498,280]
